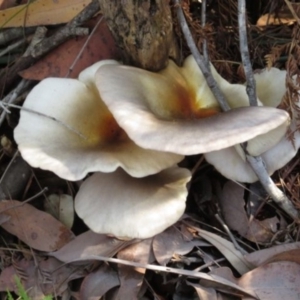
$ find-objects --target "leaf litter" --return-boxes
[1,0,300,299]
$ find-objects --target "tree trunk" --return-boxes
[99,0,179,71]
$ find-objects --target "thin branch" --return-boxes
[30,0,99,58]
[0,27,36,46]
[0,38,28,58]
[215,214,248,255]
[284,0,300,27]
[0,0,100,93]
[65,16,104,78]
[201,0,208,65]
[0,151,19,185]
[246,155,298,219]
[237,0,257,106]
[175,0,230,112]
[0,79,31,126]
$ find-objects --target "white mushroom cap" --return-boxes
[254,67,287,107]
[205,131,300,183]
[75,167,191,239]
[14,61,183,181]
[181,59,290,156]
[95,56,289,155]
[204,67,298,183]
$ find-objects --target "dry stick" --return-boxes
[0,27,48,124]
[0,150,19,185]
[175,0,299,220]
[237,0,298,219]
[30,0,100,58]
[201,0,208,65]
[238,0,257,107]
[0,38,28,58]
[215,213,247,255]
[0,0,100,92]
[65,15,104,78]
[284,0,300,27]
[0,79,31,126]
[193,257,225,272]
[0,27,36,46]
[175,0,230,112]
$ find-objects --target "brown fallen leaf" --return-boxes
[115,239,153,299]
[244,242,300,267]
[187,282,218,300]
[210,260,300,300]
[220,181,284,243]
[208,267,250,299]
[195,227,253,275]
[50,230,133,263]
[238,261,300,300]
[209,267,239,285]
[262,249,300,265]
[153,225,201,266]
[0,200,74,251]
[80,263,120,299]
[0,0,93,28]
[0,213,10,225]
[19,16,121,80]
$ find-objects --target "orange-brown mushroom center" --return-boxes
[163,84,221,120]
[99,114,128,143]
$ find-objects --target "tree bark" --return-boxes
[99,0,179,71]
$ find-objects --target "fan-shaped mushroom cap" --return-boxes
[14,61,183,181]
[75,167,191,239]
[205,130,300,183]
[95,56,289,156]
[204,67,297,182]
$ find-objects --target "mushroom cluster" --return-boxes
[14,56,291,239]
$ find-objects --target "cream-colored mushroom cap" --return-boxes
[75,167,191,239]
[14,61,183,181]
[95,56,289,155]
[205,130,300,183]
[204,67,297,182]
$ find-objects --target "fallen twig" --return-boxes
[201,0,208,65]
[0,0,100,93]
[246,155,298,218]
[65,16,104,78]
[237,0,257,107]
[175,0,230,112]
[215,213,248,255]
[0,27,36,46]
